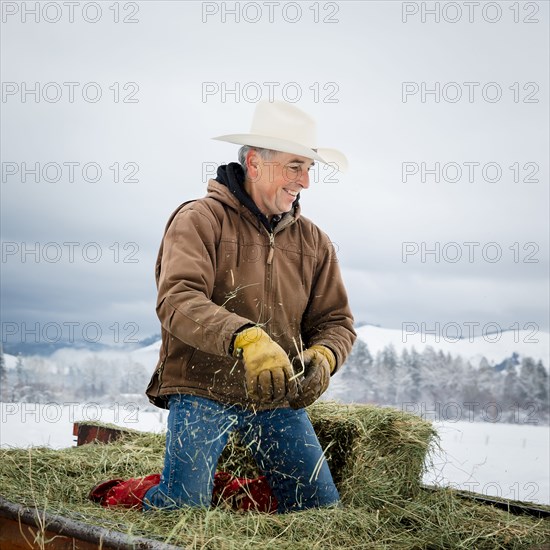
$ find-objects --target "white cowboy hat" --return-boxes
[212,100,348,173]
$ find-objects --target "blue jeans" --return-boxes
[143,394,339,513]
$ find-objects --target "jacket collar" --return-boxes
[213,163,300,233]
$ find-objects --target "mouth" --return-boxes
[284,188,299,199]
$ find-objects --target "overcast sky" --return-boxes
[1,1,548,350]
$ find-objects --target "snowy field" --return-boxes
[0,402,169,448]
[0,402,548,505]
[424,420,549,505]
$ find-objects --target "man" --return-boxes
[91,100,356,513]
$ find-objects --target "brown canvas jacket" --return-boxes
[146,179,356,409]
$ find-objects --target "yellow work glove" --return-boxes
[233,327,297,403]
[288,345,336,410]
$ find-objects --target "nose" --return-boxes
[299,170,310,190]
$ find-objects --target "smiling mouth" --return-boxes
[284,189,298,198]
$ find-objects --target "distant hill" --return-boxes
[355,324,549,369]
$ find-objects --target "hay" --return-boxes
[1,402,549,549]
[218,402,434,506]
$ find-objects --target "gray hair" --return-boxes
[238,145,277,179]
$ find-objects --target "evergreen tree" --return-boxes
[350,339,373,368]
[400,347,421,403]
[471,357,498,405]
[517,357,537,403]
[417,346,440,402]
[436,350,451,401]
[447,354,467,402]
[376,343,399,403]
[502,363,519,401]
[15,354,26,386]
[340,339,374,402]
[517,358,549,420]
[533,360,549,417]
[501,362,520,422]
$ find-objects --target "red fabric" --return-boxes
[90,474,161,509]
[88,478,124,503]
[212,472,277,513]
[90,471,276,513]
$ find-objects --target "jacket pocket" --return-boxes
[145,333,170,408]
[145,358,169,409]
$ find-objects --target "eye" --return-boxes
[287,164,301,173]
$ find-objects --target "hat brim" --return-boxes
[212,134,348,173]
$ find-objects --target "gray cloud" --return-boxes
[2,1,548,346]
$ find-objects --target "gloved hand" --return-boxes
[288,345,336,410]
[233,327,297,403]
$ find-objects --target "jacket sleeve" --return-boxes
[301,230,357,372]
[156,207,252,357]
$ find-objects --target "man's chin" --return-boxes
[272,199,297,217]
[285,198,300,212]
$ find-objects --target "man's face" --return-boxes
[245,150,314,219]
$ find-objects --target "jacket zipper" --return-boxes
[267,231,275,264]
[265,230,274,330]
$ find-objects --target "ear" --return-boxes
[246,149,260,181]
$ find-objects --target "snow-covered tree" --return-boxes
[340,339,374,402]
[502,363,519,402]
[15,354,26,386]
[375,343,400,403]
[517,358,549,420]
[400,347,421,403]
[461,356,497,406]
[417,346,441,402]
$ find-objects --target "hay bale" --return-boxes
[309,403,435,505]
[1,402,549,550]
[214,402,435,506]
